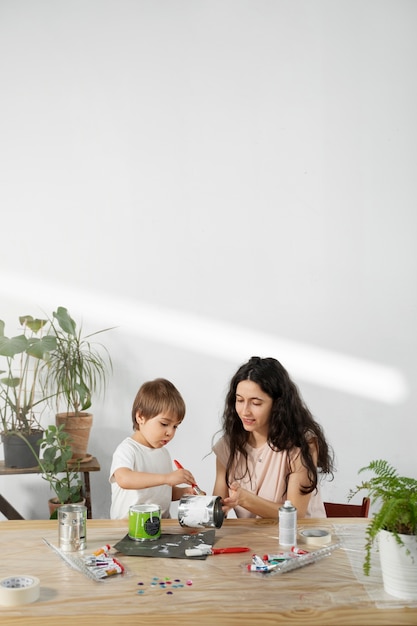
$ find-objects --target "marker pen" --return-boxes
[291,546,309,555]
[263,553,289,562]
[247,563,278,572]
[252,553,266,568]
[263,547,309,561]
[93,544,111,556]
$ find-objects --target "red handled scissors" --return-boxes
[211,547,251,554]
[185,545,250,557]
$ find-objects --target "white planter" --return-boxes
[378,529,417,600]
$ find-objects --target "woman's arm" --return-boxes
[222,484,282,518]
[222,478,313,519]
[213,456,283,517]
[286,438,319,517]
[212,457,230,501]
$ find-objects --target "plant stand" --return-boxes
[0,456,100,519]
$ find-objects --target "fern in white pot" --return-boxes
[349,459,417,600]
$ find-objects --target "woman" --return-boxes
[212,357,334,518]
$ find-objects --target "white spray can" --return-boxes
[279,500,297,546]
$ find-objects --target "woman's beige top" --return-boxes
[213,436,325,518]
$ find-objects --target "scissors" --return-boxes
[185,544,250,557]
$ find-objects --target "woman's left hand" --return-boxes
[221,481,244,510]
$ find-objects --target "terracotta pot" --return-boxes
[55,412,93,461]
[48,497,86,519]
[378,529,417,600]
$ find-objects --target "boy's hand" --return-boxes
[167,468,196,487]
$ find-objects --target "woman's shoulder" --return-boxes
[212,434,228,455]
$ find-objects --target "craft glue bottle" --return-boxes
[279,500,297,546]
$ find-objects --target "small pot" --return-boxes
[378,529,417,600]
[55,412,93,461]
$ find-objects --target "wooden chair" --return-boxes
[324,497,370,518]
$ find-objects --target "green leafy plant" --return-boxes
[349,459,417,575]
[0,315,57,434]
[11,424,83,518]
[37,424,83,506]
[44,307,113,415]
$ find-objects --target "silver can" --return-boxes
[58,504,87,552]
[178,495,224,529]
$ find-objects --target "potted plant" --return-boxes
[43,306,113,461]
[0,314,57,468]
[21,424,84,518]
[349,459,417,600]
[38,424,84,517]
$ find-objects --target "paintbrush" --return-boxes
[174,459,205,495]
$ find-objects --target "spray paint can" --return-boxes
[279,500,297,546]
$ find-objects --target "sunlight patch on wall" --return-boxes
[0,271,408,405]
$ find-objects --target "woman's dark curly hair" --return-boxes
[222,356,334,496]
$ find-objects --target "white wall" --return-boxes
[1,0,416,520]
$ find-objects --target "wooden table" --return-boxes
[0,457,100,519]
[0,517,416,625]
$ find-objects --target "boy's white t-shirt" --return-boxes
[109,436,173,519]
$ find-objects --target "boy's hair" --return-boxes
[131,378,186,430]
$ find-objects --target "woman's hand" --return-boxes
[221,481,245,512]
[222,482,285,519]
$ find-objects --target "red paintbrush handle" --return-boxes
[174,459,198,489]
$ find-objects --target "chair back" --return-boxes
[324,497,370,518]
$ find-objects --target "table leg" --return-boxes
[0,494,24,520]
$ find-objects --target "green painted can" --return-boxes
[128,504,161,541]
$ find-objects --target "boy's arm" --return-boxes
[114,466,196,490]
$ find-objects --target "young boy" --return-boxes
[109,378,196,519]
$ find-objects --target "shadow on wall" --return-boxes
[0,270,408,406]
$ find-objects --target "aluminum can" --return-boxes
[128,504,161,541]
[58,504,87,552]
[178,495,224,528]
[279,500,297,546]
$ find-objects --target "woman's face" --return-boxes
[235,380,273,438]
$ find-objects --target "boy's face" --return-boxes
[134,411,181,448]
